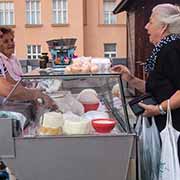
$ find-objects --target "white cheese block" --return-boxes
[63,112,90,135]
[40,111,64,128]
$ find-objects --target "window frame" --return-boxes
[0,2,15,25]
[104,43,117,58]
[26,0,41,25]
[27,45,41,60]
[52,0,68,24]
[103,0,117,24]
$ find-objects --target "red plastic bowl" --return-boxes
[92,118,116,133]
[82,102,99,112]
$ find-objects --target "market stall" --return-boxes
[0,39,138,180]
[0,69,138,180]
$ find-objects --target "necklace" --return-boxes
[144,34,180,72]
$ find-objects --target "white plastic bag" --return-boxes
[136,116,161,180]
[150,117,161,180]
[54,92,84,115]
[0,111,26,130]
[159,100,180,180]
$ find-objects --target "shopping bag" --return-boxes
[150,117,161,180]
[135,116,160,180]
[159,100,180,180]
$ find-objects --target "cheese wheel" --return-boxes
[77,89,99,104]
[63,112,90,135]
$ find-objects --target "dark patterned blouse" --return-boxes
[0,63,7,76]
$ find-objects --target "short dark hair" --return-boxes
[0,27,14,38]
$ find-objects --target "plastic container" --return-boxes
[82,111,109,121]
[92,118,116,133]
[91,58,111,72]
[82,102,99,112]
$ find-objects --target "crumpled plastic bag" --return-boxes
[54,93,84,115]
[36,79,62,93]
[135,116,161,180]
[0,111,27,136]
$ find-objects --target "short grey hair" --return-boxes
[152,3,180,34]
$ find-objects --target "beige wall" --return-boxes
[0,0,126,59]
[84,0,127,58]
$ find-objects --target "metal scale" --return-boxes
[46,38,77,68]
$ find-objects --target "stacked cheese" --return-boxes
[39,112,64,136]
[63,112,90,135]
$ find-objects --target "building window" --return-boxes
[26,0,41,24]
[103,0,117,24]
[52,0,68,24]
[104,43,117,58]
[27,45,41,59]
[0,2,14,25]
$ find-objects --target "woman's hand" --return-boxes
[40,93,58,111]
[111,65,133,81]
[111,65,145,93]
[34,90,58,111]
[138,102,160,117]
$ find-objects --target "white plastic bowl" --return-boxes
[82,111,109,121]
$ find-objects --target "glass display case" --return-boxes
[21,70,131,133]
[0,69,137,180]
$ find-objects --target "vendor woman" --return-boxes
[0,27,56,109]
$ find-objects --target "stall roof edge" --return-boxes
[113,0,134,14]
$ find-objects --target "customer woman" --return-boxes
[0,27,56,110]
[112,3,180,164]
[112,3,180,131]
[112,4,180,168]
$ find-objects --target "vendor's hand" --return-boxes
[111,65,133,81]
[138,102,159,117]
[39,93,58,111]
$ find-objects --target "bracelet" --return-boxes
[158,104,166,115]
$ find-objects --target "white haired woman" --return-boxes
[111,3,180,156]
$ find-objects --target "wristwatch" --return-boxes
[37,97,45,105]
[158,104,166,115]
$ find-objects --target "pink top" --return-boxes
[0,52,23,81]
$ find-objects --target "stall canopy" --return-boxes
[113,0,139,14]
